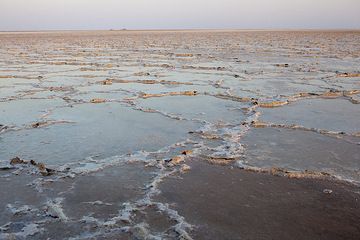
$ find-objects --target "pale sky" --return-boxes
[0,0,359,31]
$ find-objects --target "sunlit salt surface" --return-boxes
[241,128,360,182]
[0,30,359,239]
[259,98,360,134]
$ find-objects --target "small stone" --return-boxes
[183,90,197,96]
[180,164,191,173]
[37,163,46,172]
[169,156,185,165]
[37,163,55,176]
[31,122,41,128]
[102,79,113,85]
[134,72,150,76]
[275,63,289,67]
[181,150,193,156]
[10,157,27,165]
[323,189,333,194]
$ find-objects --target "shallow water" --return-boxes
[0,30,359,239]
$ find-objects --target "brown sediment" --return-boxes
[283,170,331,179]
[28,61,117,68]
[182,65,227,71]
[28,61,84,66]
[29,120,74,129]
[343,90,360,96]
[140,90,198,99]
[140,93,168,99]
[280,89,360,105]
[175,53,194,57]
[134,71,151,76]
[212,88,360,110]
[167,156,185,165]
[143,63,175,69]
[136,107,158,113]
[181,150,193,156]
[251,121,268,128]
[296,92,320,97]
[10,157,27,165]
[106,78,193,86]
[157,160,360,240]
[30,160,56,176]
[100,79,113,85]
[239,165,333,180]
[206,156,235,165]
[80,67,95,71]
[90,98,107,103]
[336,73,360,78]
[320,90,343,99]
[140,80,158,84]
[104,63,113,68]
[0,75,15,78]
[9,157,55,176]
[47,86,75,92]
[257,100,289,108]
[208,93,254,103]
[274,63,290,67]
[105,79,133,84]
[0,75,40,80]
[158,80,193,85]
[189,131,221,140]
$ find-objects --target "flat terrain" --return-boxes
[0,30,359,239]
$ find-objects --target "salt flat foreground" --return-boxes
[0,30,359,239]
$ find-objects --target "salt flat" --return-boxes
[0,30,359,239]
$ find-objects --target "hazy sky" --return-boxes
[0,0,359,30]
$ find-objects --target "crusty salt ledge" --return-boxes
[0,30,360,239]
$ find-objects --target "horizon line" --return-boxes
[1,27,360,33]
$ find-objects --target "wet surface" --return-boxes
[241,128,360,183]
[0,30,359,239]
[158,160,360,240]
[259,98,360,134]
